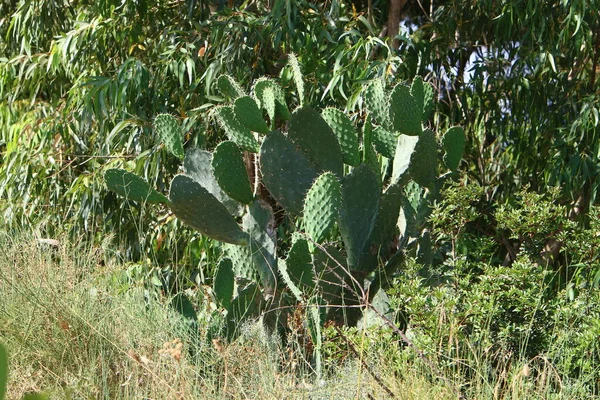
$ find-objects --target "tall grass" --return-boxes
[1,228,597,399]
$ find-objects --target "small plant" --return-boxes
[104,57,465,374]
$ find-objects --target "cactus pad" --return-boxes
[422,81,435,121]
[303,172,341,244]
[409,129,438,188]
[214,258,234,308]
[169,174,248,245]
[288,106,344,177]
[214,106,260,153]
[287,53,305,106]
[362,119,380,175]
[338,164,381,270]
[223,243,256,280]
[372,126,397,159]
[234,96,269,134]
[253,77,290,122]
[365,79,390,128]
[391,134,419,184]
[259,130,318,215]
[105,169,169,204]
[321,107,360,166]
[442,126,465,171]
[154,114,185,159]
[390,83,422,136]
[217,74,245,99]
[184,148,241,216]
[243,200,277,293]
[212,141,254,204]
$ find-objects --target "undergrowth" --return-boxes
[1,226,598,399]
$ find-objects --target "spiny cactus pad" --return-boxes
[287,53,305,105]
[442,126,465,171]
[217,74,245,100]
[365,79,390,128]
[154,113,185,159]
[360,183,404,273]
[223,243,256,280]
[303,172,341,244]
[391,134,419,184]
[243,201,277,293]
[169,174,248,245]
[105,169,169,204]
[226,281,261,339]
[321,108,360,166]
[312,245,346,303]
[214,258,234,309]
[286,235,315,293]
[372,126,397,159]
[184,148,241,216]
[288,106,344,178]
[234,96,269,134]
[253,78,290,122]
[410,77,425,114]
[338,164,381,270]
[390,83,422,136]
[259,130,318,215]
[422,81,435,121]
[215,106,260,153]
[409,129,438,188]
[362,119,380,175]
[212,141,254,204]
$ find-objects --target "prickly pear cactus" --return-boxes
[303,172,341,244]
[154,113,185,159]
[104,71,465,354]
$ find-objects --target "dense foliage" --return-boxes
[1,0,599,397]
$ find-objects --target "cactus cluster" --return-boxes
[104,61,465,369]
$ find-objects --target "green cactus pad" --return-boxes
[312,244,346,303]
[253,78,290,122]
[217,74,245,99]
[372,126,397,159]
[362,119,380,175]
[154,113,185,159]
[391,134,420,184]
[442,126,465,171]
[223,243,256,280]
[169,174,248,245]
[212,141,254,204]
[288,106,344,177]
[303,172,341,244]
[390,84,422,136]
[410,76,425,114]
[338,164,381,270]
[360,183,403,273]
[214,258,234,309]
[243,200,277,293]
[286,235,315,293]
[278,259,302,301]
[409,129,438,188]
[321,108,360,166]
[287,53,305,105]
[365,79,390,128]
[105,169,169,204]
[214,106,260,153]
[226,281,261,339]
[422,81,435,121]
[234,96,269,134]
[184,148,241,216]
[259,130,318,215]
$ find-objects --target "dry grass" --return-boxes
[0,229,594,399]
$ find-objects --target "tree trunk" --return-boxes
[387,0,408,50]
